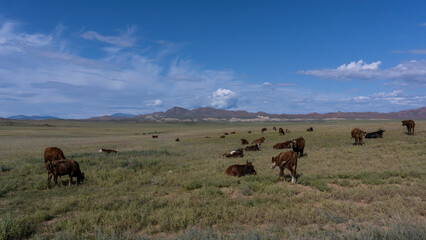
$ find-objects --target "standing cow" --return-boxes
[351,128,367,145]
[241,139,249,145]
[278,128,285,135]
[270,151,298,183]
[46,159,85,188]
[261,128,267,133]
[292,137,305,158]
[402,120,415,135]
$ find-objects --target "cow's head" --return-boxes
[80,172,85,181]
[244,161,257,175]
[98,148,103,152]
[402,120,408,126]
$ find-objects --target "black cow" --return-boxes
[365,130,385,138]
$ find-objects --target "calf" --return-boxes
[271,151,298,183]
[292,137,305,158]
[44,147,66,164]
[46,159,85,189]
[351,128,367,145]
[365,130,385,139]
[223,148,244,158]
[285,129,291,133]
[306,127,313,132]
[245,144,260,151]
[402,120,415,135]
[241,139,249,145]
[99,148,119,153]
[278,128,285,135]
[273,141,292,149]
[261,128,267,133]
[252,137,265,144]
[225,161,257,177]
[273,127,277,131]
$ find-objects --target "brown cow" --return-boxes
[220,135,225,138]
[252,137,265,144]
[278,128,285,135]
[248,131,252,134]
[99,148,119,153]
[273,127,277,131]
[271,151,298,183]
[204,136,211,138]
[241,139,249,145]
[152,135,158,138]
[225,161,257,177]
[306,127,313,132]
[175,138,180,142]
[46,159,85,188]
[44,147,66,164]
[351,128,367,145]
[273,141,292,149]
[244,144,260,151]
[402,120,415,135]
[261,128,267,133]
[223,148,244,158]
[230,132,236,134]
[292,137,305,158]
[285,129,291,133]
[224,133,229,135]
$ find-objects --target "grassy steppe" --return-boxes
[0,120,425,239]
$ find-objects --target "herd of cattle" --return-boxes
[43,120,416,188]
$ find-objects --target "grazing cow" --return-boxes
[220,135,225,138]
[230,132,236,134]
[278,128,285,135]
[241,139,249,145]
[270,151,298,183]
[252,137,265,144]
[224,133,229,135]
[261,128,267,133]
[285,129,291,133]
[273,141,292,149]
[402,120,415,135]
[44,147,66,165]
[292,137,305,158]
[365,130,385,139]
[351,128,367,145]
[273,127,277,131]
[152,135,158,138]
[46,159,85,188]
[99,148,119,153]
[306,127,313,132]
[245,144,260,151]
[225,161,257,177]
[175,138,180,142]
[223,148,244,158]
[248,131,252,134]
[204,136,211,138]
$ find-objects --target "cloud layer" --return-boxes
[300,59,426,84]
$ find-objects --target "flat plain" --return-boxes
[0,119,425,239]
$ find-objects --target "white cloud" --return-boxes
[146,99,163,106]
[300,59,426,84]
[81,26,136,47]
[211,89,238,109]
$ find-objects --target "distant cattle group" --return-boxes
[41,119,416,188]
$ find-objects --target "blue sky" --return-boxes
[0,0,425,118]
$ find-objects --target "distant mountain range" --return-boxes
[7,115,60,120]
[88,106,426,121]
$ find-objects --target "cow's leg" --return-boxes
[290,167,297,184]
[47,173,52,189]
[54,175,60,187]
[412,126,414,135]
[69,175,72,186]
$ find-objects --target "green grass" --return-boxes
[0,119,425,239]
